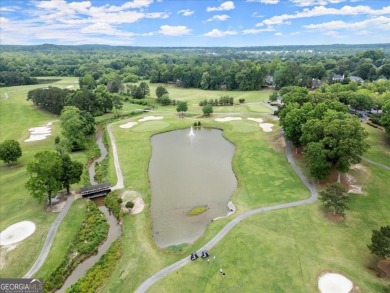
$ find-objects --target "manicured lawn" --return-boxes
[35,199,87,279]
[363,124,390,167]
[148,164,390,293]
[0,78,90,277]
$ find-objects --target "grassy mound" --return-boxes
[188,205,208,216]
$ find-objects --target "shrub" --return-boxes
[105,192,123,220]
[68,239,122,293]
[239,98,245,104]
[45,201,109,292]
[125,201,134,209]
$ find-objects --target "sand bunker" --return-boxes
[120,122,138,129]
[247,117,264,123]
[129,197,145,215]
[0,221,36,246]
[120,191,144,215]
[318,273,353,293]
[25,122,54,142]
[138,116,163,122]
[260,123,274,132]
[247,118,274,132]
[215,117,242,122]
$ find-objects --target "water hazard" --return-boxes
[149,127,237,248]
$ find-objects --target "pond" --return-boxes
[149,127,237,248]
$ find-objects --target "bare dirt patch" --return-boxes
[378,259,390,277]
[120,190,145,215]
[324,211,345,222]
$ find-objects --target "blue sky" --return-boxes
[0,0,389,46]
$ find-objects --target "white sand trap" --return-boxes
[138,116,163,122]
[260,123,274,132]
[247,117,264,123]
[129,197,145,215]
[25,122,54,142]
[120,122,138,129]
[0,221,36,246]
[215,117,242,122]
[318,273,353,293]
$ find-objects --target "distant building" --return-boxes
[348,76,364,84]
[265,75,274,86]
[332,74,344,82]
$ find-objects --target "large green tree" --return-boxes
[176,101,188,117]
[26,151,63,206]
[60,154,83,195]
[0,140,22,165]
[156,86,168,99]
[202,104,213,116]
[322,114,369,180]
[319,183,349,217]
[61,106,95,151]
[368,225,390,259]
[304,142,331,181]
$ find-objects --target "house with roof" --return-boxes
[332,73,344,82]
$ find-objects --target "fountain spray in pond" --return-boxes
[189,126,195,137]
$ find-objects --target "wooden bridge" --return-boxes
[80,182,111,199]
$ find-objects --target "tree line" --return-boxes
[2,45,390,88]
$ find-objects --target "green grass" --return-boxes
[35,199,87,279]
[363,124,390,167]
[149,166,390,293]
[2,81,388,293]
[188,205,208,216]
[0,78,90,277]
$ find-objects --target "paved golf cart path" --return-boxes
[134,136,318,293]
[24,196,76,278]
[361,157,390,171]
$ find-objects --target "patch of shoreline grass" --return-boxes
[188,205,208,216]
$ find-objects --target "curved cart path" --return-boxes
[107,122,124,190]
[134,137,318,293]
[360,157,390,171]
[23,196,76,278]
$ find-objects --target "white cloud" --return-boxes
[324,30,343,38]
[207,1,235,12]
[0,6,20,12]
[355,30,370,35]
[159,25,191,36]
[203,29,237,37]
[0,17,9,23]
[304,16,390,31]
[274,32,283,36]
[81,23,134,37]
[206,14,230,22]
[251,12,264,18]
[178,9,194,16]
[289,0,346,6]
[247,0,279,4]
[242,27,275,34]
[258,5,390,27]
